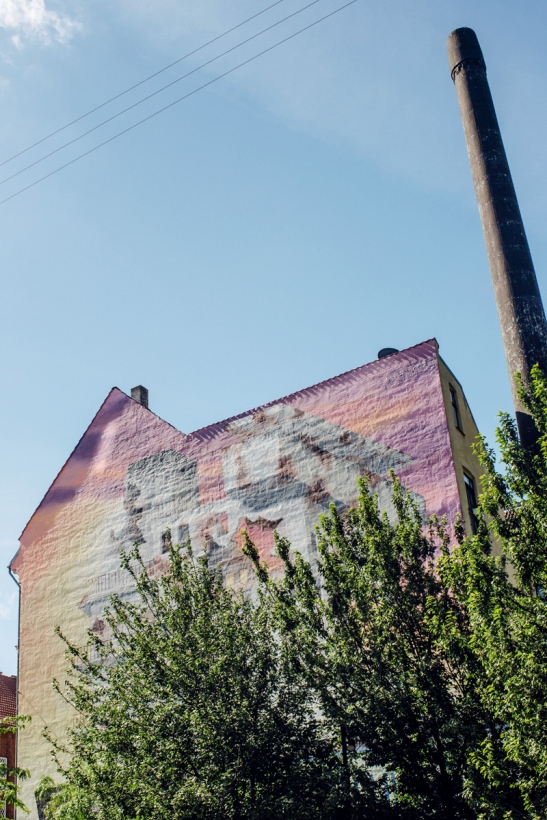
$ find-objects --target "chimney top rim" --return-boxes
[447,27,485,76]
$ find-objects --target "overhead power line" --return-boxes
[0,0,290,169]
[0,0,323,188]
[0,0,357,207]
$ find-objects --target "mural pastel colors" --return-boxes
[10,339,483,815]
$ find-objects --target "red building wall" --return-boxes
[0,673,17,819]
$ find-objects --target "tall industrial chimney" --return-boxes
[447,27,547,448]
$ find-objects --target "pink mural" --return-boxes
[11,339,466,815]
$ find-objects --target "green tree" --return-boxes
[438,365,547,818]
[0,715,31,814]
[43,540,388,820]
[244,480,498,820]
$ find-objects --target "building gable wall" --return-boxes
[12,339,467,815]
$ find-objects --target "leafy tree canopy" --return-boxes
[0,715,31,814]
[42,542,387,820]
[440,366,547,818]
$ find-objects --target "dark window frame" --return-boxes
[463,471,479,534]
[449,384,464,433]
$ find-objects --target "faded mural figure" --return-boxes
[81,404,425,634]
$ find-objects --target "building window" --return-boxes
[464,472,479,534]
[450,385,463,433]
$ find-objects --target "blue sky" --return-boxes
[1,0,547,674]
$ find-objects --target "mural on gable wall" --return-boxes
[80,403,426,638]
[12,340,470,817]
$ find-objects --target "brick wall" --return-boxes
[0,673,17,820]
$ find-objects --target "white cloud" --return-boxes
[0,0,80,45]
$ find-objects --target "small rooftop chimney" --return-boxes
[131,385,149,409]
[378,348,399,359]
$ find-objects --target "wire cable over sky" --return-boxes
[0,0,324,188]
[0,0,290,169]
[0,0,357,207]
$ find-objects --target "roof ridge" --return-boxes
[188,339,437,441]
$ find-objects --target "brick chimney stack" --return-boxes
[131,385,149,409]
